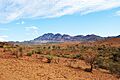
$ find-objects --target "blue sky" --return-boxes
[0,0,120,41]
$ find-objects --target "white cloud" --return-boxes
[21,21,25,24]
[115,11,120,16]
[0,0,120,23]
[0,35,8,41]
[25,26,39,36]
[25,26,39,30]
[16,21,25,24]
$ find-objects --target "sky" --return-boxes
[0,0,120,41]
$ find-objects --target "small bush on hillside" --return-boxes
[18,47,23,57]
[108,62,120,77]
[72,54,82,59]
[95,46,120,77]
[95,57,108,69]
[84,68,93,72]
[31,50,35,54]
[44,55,53,63]
[35,49,42,54]
[62,54,71,58]
[48,46,51,49]
[59,54,82,59]
[52,45,56,49]
[46,55,53,60]
[27,52,33,56]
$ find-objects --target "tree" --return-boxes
[83,49,98,72]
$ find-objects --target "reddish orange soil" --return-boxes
[0,56,118,80]
[95,38,120,47]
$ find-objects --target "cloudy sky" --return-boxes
[0,0,120,41]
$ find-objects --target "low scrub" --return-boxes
[27,51,33,56]
[108,62,120,77]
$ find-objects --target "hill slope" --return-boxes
[33,33,104,42]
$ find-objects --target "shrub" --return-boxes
[18,47,23,57]
[62,54,71,58]
[46,55,53,60]
[72,54,82,59]
[48,46,51,49]
[44,55,53,63]
[84,68,92,72]
[52,45,56,49]
[108,62,120,77]
[96,57,106,69]
[27,52,33,56]
[35,49,42,54]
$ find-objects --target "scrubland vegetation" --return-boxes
[0,38,120,80]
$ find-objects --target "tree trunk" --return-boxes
[90,63,93,72]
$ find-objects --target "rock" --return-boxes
[41,57,51,63]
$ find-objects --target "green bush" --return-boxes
[72,54,82,59]
[35,49,42,54]
[108,62,120,76]
[95,57,106,69]
[46,55,53,60]
[27,52,33,56]
[45,55,53,63]
[62,54,71,58]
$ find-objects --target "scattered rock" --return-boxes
[41,57,51,63]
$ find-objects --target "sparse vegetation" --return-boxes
[108,62,120,77]
[0,39,120,79]
[27,51,33,56]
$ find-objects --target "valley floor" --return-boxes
[0,56,118,80]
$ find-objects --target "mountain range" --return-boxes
[33,33,104,42]
[12,33,119,44]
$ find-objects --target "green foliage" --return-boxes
[44,55,53,63]
[72,54,82,59]
[95,57,105,69]
[35,48,42,54]
[27,51,33,56]
[59,54,82,59]
[108,62,120,76]
[62,54,71,58]
[46,55,53,60]
[96,46,120,76]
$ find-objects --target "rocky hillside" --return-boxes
[33,33,104,42]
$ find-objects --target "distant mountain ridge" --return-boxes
[115,35,120,38]
[33,33,104,43]
[11,33,120,44]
